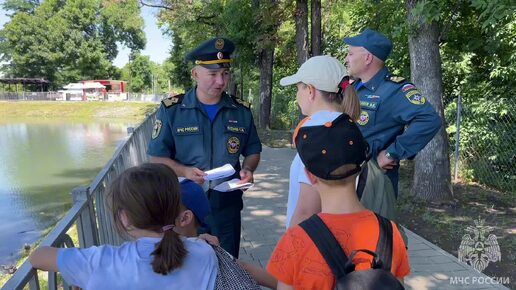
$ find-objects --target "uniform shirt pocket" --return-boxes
[224,125,248,156]
[358,100,379,128]
[172,124,204,164]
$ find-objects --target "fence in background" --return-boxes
[0,91,167,102]
[450,95,515,193]
[1,111,156,290]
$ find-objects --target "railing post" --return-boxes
[454,95,462,181]
[72,186,99,247]
[28,274,40,290]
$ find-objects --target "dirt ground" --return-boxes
[397,161,515,287]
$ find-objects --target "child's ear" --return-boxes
[304,168,318,185]
[119,210,133,230]
[178,210,195,227]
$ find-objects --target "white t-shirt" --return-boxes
[285,111,342,228]
[57,236,218,290]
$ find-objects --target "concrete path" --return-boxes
[239,146,510,290]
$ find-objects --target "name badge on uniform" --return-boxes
[175,126,200,134]
[226,125,246,134]
[360,100,378,110]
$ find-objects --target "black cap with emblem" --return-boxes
[185,37,235,69]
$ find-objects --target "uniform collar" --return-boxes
[180,87,237,110]
[361,66,389,92]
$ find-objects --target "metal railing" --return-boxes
[1,110,157,290]
[0,91,168,102]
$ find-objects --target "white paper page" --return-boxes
[204,164,236,181]
[213,178,254,192]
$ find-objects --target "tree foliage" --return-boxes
[1,0,513,192]
[0,0,145,88]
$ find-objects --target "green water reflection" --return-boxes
[0,118,135,265]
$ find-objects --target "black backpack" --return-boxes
[299,213,405,290]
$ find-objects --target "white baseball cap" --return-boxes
[279,55,348,93]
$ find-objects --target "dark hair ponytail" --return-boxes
[337,76,360,121]
[151,229,187,275]
[319,76,361,121]
[105,163,188,275]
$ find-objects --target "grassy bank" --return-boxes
[0,101,157,120]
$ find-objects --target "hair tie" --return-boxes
[161,224,175,232]
[338,76,350,95]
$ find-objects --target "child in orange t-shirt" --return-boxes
[266,113,410,290]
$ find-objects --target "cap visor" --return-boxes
[279,74,301,87]
[199,63,231,69]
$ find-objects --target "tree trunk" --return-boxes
[294,0,309,65]
[228,80,237,96]
[406,0,452,201]
[311,0,321,56]
[259,47,274,129]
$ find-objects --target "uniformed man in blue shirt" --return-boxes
[343,28,441,197]
[147,37,262,257]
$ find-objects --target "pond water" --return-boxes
[0,118,137,266]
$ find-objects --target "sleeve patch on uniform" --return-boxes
[387,75,406,83]
[402,84,415,92]
[405,89,426,105]
[152,120,162,139]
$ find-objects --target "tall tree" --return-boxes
[294,0,308,65]
[128,53,152,93]
[310,0,321,56]
[406,0,452,200]
[255,0,280,129]
[2,0,39,14]
[0,0,145,88]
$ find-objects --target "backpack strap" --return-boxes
[356,162,369,200]
[299,214,355,279]
[374,213,393,272]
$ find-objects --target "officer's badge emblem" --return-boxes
[405,90,426,105]
[227,137,240,154]
[217,52,223,60]
[402,83,415,92]
[458,218,501,272]
[357,111,369,126]
[215,38,224,50]
[152,120,162,139]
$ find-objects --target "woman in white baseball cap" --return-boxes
[281,55,360,228]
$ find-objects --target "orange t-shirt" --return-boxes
[266,210,410,290]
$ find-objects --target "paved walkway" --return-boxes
[239,146,510,290]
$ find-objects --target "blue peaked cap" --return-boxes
[343,28,392,61]
[179,179,211,227]
[185,37,235,69]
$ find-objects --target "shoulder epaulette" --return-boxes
[386,75,406,83]
[161,94,184,108]
[230,95,251,109]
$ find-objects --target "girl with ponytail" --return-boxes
[29,163,218,290]
[281,55,361,228]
